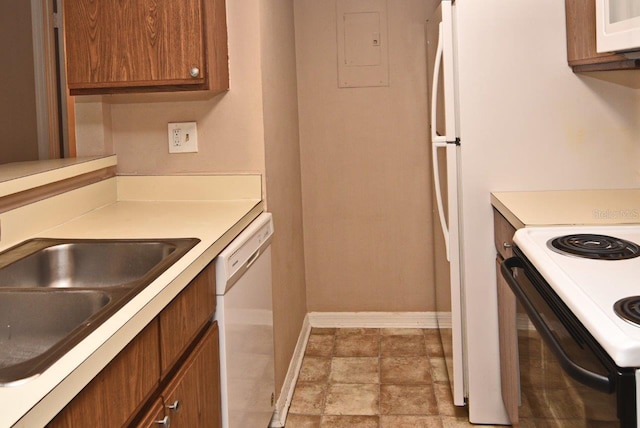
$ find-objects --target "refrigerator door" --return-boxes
[427,0,466,406]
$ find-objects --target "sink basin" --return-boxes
[0,239,197,288]
[0,237,199,385]
[0,290,115,385]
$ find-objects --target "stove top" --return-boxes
[548,233,640,260]
[514,225,640,367]
[614,296,640,326]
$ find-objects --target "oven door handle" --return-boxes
[501,257,614,393]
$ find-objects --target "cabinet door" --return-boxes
[161,323,222,427]
[496,258,519,425]
[159,263,216,378]
[48,319,161,428]
[63,0,228,93]
[493,209,516,260]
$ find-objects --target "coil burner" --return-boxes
[548,234,640,261]
[615,297,640,326]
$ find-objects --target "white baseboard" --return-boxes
[308,311,444,329]
[268,311,450,427]
[269,314,311,428]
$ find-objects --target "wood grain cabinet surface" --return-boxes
[565,0,640,71]
[48,262,220,427]
[493,209,519,425]
[159,263,216,378]
[47,319,161,428]
[63,0,229,94]
[136,324,222,428]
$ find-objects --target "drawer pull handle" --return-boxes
[503,242,512,249]
[155,416,170,427]
[167,400,180,412]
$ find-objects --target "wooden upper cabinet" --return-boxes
[63,0,229,94]
[565,0,640,71]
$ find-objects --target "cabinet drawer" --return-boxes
[158,263,216,378]
[493,208,516,259]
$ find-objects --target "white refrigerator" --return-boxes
[427,0,640,424]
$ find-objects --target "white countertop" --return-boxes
[0,172,263,427]
[491,189,640,229]
[0,156,116,198]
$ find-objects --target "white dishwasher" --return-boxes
[215,212,275,428]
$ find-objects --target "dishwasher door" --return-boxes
[215,213,275,428]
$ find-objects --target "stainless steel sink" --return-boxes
[0,239,195,288]
[0,237,199,385]
[0,290,115,385]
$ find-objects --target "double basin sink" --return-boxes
[0,238,199,386]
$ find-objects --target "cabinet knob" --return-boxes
[155,416,170,427]
[503,242,512,249]
[189,67,200,78]
[167,400,180,412]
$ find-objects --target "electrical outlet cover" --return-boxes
[168,122,198,153]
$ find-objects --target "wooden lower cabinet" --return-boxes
[47,263,220,427]
[493,208,519,425]
[48,320,161,427]
[496,258,519,425]
[159,264,216,378]
[138,324,222,427]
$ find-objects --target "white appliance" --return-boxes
[426,0,640,424]
[502,226,640,425]
[215,213,275,428]
[596,0,640,55]
[427,0,465,409]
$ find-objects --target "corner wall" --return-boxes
[259,1,308,394]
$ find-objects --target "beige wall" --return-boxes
[259,0,307,393]
[0,1,39,163]
[294,0,434,312]
[75,0,307,398]
[75,97,113,157]
[97,1,266,176]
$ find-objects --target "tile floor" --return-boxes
[285,327,500,428]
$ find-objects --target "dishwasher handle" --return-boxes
[215,213,274,295]
[245,248,261,269]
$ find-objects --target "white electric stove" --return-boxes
[514,225,640,367]
[502,224,640,427]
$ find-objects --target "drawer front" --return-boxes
[493,208,516,259]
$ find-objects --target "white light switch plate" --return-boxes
[168,122,198,153]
